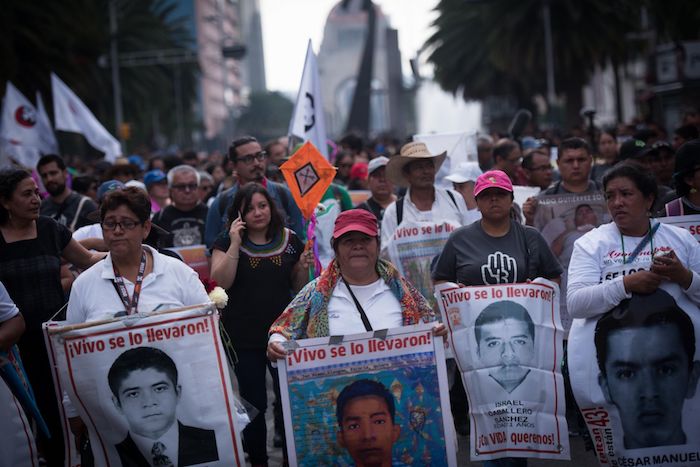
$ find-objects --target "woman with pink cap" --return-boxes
[267,209,445,357]
[432,169,562,467]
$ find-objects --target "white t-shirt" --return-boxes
[381,187,469,247]
[567,221,700,320]
[327,278,403,335]
[0,281,19,323]
[72,223,103,242]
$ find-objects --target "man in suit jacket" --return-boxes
[109,347,219,466]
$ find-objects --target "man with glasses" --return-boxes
[492,139,523,182]
[521,150,554,190]
[151,165,208,249]
[204,136,304,248]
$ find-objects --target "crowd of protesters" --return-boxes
[1,109,700,467]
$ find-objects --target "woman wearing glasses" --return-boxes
[0,168,105,465]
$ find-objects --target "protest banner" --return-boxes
[166,244,209,280]
[568,288,700,466]
[436,279,570,461]
[44,304,245,467]
[657,214,700,242]
[533,192,610,331]
[278,324,456,466]
[382,220,459,311]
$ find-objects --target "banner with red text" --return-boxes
[278,324,457,466]
[436,279,569,461]
[44,305,244,467]
[568,289,700,466]
[658,214,700,242]
[383,220,459,312]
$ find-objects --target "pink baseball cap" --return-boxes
[333,209,379,239]
[473,170,513,197]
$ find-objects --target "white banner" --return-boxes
[288,40,329,158]
[51,73,121,162]
[279,324,457,466]
[568,289,700,466]
[0,82,56,167]
[657,214,700,242]
[382,220,459,313]
[436,280,570,461]
[45,305,245,466]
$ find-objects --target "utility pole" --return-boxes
[109,0,124,149]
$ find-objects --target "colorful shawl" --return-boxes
[269,258,435,339]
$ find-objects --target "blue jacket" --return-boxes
[204,179,305,248]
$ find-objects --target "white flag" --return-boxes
[288,40,329,158]
[36,91,59,155]
[51,73,121,162]
[0,82,51,167]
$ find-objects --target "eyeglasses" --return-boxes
[508,156,523,164]
[172,183,198,192]
[237,151,267,164]
[102,218,141,231]
[529,165,552,172]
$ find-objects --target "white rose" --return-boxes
[209,286,228,309]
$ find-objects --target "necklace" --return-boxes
[620,220,659,264]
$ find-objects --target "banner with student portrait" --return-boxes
[165,244,210,280]
[44,305,245,467]
[436,279,570,461]
[534,192,610,331]
[278,324,457,467]
[383,220,459,311]
[657,214,700,242]
[568,287,700,467]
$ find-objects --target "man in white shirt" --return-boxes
[381,142,468,247]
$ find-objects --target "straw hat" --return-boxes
[385,142,446,187]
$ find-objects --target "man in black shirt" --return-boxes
[38,154,97,231]
[152,165,208,248]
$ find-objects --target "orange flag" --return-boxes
[280,141,336,220]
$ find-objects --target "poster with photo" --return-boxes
[166,244,209,280]
[534,192,610,331]
[383,220,459,311]
[657,214,700,242]
[278,324,457,467]
[568,288,700,467]
[44,305,244,467]
[436,279,569,461]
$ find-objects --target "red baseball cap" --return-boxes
[473,170,513,197]
[350,162,369,180]
[333,209,378,239]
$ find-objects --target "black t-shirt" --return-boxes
[40,191,97,231]
[213,228,303,349]
[432,221,563,286]
[152,204,208,248]
[0,216,72,332]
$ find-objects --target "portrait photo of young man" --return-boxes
[108,346,219,466]
[595,290,700,449]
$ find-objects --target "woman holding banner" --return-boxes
[0,168,107,465]
[267,208,444,354]
[567,161,700,318]
[210,182,313,467]
[432,170,562,467]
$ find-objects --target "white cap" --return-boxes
[368,156,389,175]
[125,180,148,192]
[444,162,483,184]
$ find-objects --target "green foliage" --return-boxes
[0,0,199,152]
[235,91,293,142]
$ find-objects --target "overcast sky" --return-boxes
[259,0,439,93]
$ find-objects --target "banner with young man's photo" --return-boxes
[568,287,700,466]
[436,279,570,461]
[383,220,459,312]
[278,324,457,466]
[44,305,245,467]
[533,192,610,331]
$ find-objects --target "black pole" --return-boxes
[345,0,376,138]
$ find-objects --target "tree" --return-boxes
[235,92,293,143]
[425,0,643,127]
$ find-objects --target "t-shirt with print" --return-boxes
[152,203,208,248]
[40,191,97,231]
[432,221,562,286]
[213,228,303,349]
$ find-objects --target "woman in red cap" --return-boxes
[267,209,444,356]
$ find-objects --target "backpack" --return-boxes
[396,189,458,225]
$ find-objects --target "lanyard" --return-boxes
[620,221,659,264]
[342,278,373,332]
[112,250,147,315]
